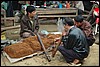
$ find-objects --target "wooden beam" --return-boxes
[36,8,77,11]
[38,15,77,18]
[37,9,77,14]
[1,9,6,25]
[1,17,16,20]
[1,25,20,31]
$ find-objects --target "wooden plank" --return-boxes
[1,17,15,20]
[36,8,77,11]
[1,25,20,31]
[1,9,6,24]
[86,4,96,20]
[82,15,89,17]
[38,15,88,18]
[37,11,77,15]
[38,15,77,18]
[36,8,78,18]
[37,8,77,11]
[1,17,16,26]
[84,10,90,14]
[37,9,77,14]
[3,51,43,63]
[1,15,78,20]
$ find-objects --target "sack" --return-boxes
[87,35,95,46]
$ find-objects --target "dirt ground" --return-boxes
[1,23,99,66]
[1,43,99,66]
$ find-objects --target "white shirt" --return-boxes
[75,1,84,11]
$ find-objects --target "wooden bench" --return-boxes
[36,8,79,25]
[36,8,78,18]
[1,8,88,31]
[1,9,16,26]
[36,8,88,23]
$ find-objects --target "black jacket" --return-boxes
[62,26,90,59]
[20,14,39,37]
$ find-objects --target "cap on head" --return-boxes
[26,6,36,13]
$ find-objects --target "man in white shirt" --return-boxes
[75,1,84,15]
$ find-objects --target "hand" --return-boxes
[34,30,38,34]
[54,38,61,44]
[62,31,66,36]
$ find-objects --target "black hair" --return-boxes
[26,6,36,13]
[74,15,84,23]
[63,18,74,26]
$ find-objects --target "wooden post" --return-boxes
[86,4,97,21]
[3,9,6,25]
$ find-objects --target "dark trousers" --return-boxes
[58,45,81,63]
[78,9,83,15]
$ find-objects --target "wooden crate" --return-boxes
[3,20,14,27]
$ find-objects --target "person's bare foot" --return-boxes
[73,59,80,64]
[67,59,82,66]
[67,63,82,66]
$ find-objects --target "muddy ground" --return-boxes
[1,23,99,66]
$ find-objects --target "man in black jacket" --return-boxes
[57,18,90,66]
[20,6,39,38]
